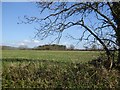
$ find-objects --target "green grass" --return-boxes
[2,50,100,63]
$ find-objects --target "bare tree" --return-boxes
[20,2,120,67]
[91,44,97,50]
[84,46,88,51]
[19,45,28,50]
[69,44,75,50]
[111,2,120,65]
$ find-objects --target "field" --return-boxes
[2,50,100,63]
[1,50,120,88]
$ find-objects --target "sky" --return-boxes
[2,2,88,49]
[0,3,2,45]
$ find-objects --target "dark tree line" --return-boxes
[20,1,120,68]
[36,44,66,50]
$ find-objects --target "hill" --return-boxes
[0,46,18,50]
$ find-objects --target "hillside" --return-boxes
[1,46,18,50]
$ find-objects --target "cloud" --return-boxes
[60,42,71,48]
[32,40,40,43]
[24,40,30,43]
[18,39,41,48]
[19,42,26,46]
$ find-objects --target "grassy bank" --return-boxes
[2,59,120,88]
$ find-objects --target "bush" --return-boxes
[2,59,120,89]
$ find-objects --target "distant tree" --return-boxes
[69,44,75,50]
[84,46,88,51]
[91,44,97,50]
[36,44,66,50]
[19,45,28,50]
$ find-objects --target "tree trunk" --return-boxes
[118,48,120,64]
[112,2,120,65]
[116,18,120,65]
[82,25,111,61]
[116,29,120,65]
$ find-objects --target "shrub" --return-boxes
[2,59,120,89]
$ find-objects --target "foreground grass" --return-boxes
[2,50,120,88]
[2,59,120,88]
[2,50,99,63]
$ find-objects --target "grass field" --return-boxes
[2,50,100,63]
